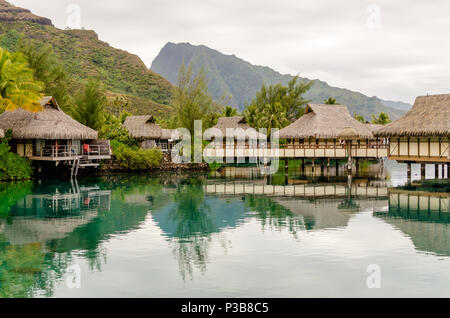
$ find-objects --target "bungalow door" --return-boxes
[72,139,81,155]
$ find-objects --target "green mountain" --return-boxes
[151,42,409,120]
[0,0,174,117]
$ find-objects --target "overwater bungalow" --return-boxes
[375,94,449,178]
[278,104,387,159]
[205,116,266,160]
[123,115,179,151]
[0,97,111,172]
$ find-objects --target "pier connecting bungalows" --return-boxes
[0,96,111,174]
[278,104,387,160]
[123,115,179,151]
[375,94,449,179]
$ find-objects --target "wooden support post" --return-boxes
[301,158,305,174]
[447,164,449,179]
[407,162,412,184]
[435,164,439,179]
[421,163,426,181]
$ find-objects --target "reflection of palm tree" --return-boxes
[244,196,306,237]
[168,178,215,280]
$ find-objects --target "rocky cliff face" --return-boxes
[0,0,52,26]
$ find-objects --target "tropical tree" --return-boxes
[70,78,106,130]
[0,47,43,112]
[354,114,366,123]
[172,63,217,135]
[221,105,238,117]
[258,102,289,138]
[243,104,259,128]
[370,112,392,125]
[324,97,337,104]
[245,76,311,133]
[18,41,71,110]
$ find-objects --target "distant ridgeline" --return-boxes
[0,0,174,118]
[151,42,412,120]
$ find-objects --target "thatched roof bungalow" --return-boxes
[0,96,97,140]
[212,116,266,139]
[280,104,373,140]
[123,115,180,151]
[374,94,449,163]
[0,96,110,161]
[278,104,386,159]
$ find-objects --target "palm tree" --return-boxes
[354,114,366,123]
[0,47,43,112]
[71,78,106,130]
[258,102,289,138]
[221,105,238,117]
[243,104,259,128]
[324,97,337,104]
[370,112,392,125]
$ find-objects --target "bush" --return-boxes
[110,140,163,170]
[0,138,33,181]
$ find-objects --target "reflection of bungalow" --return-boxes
[375,189,450,256]
[0,96,111,166]
[279,104,387,159]
[123,115,179,151]
[375,94,449,163]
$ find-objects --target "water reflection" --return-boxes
[0,160,448,297]
[374,188,449,256]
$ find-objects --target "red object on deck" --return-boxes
[83,144,91,154]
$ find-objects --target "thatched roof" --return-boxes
[279,104,374,139]
[123,115,162,139]
[366,123,384,133]
[161,129,181,140]
[213,116,266,139]
[375,94,450,137]
[0,96,98,140]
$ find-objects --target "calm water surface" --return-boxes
[0,160,448,297]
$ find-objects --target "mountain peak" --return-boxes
[0,0,52,26]
[151,42,411,119]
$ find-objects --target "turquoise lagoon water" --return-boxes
[0,160,448,298]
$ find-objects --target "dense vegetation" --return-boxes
[0,132,32,181]
[151,42,409,120]
[110,140,163,170]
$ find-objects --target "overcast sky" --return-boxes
[11,0,450,104]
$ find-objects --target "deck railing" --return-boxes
[33,144,111,158]
[216,142,388,150]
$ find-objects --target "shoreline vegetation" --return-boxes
[0,28,393,183]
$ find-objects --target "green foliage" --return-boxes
[18,41,71,110]
[99,111,136,147]
[0,135,33,181]
[0,46,43,112]
[324,97,337,104]
[70,78,106,130]
[220,105,239,117]
[354,114,366,123]
[110,140,163,170]
[244,76,310,134]
[371,112,392,125]
[172,63,219,135]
